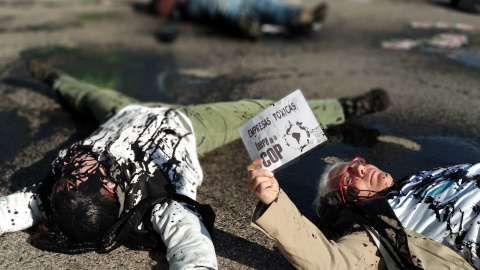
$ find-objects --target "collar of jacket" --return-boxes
[333,197,421,269]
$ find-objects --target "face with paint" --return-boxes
[49,153,121,243]
[53,154,117,203]
[328,157,394,203]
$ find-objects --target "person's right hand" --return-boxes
[247,158,279,206]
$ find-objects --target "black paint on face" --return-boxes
[54,153,117,203]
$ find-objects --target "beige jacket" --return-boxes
[251,189,474,270]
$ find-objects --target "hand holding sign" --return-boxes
[247,158,279,206]
[238,90,328,172]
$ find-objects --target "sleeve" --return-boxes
[0,191,47,235]
[151,200,218,270]
[251,189,367,270]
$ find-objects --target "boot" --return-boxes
[237,15,263,40]
[339,88,391,119]
[292,3,328,34]
[26,59,59,87]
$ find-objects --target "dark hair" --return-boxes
[29,187,120,254]
[50,189,120,242]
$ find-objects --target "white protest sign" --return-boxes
[238,90,328,172]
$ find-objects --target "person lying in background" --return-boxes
[149,0,329,40]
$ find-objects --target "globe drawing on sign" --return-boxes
[283,121,311,152]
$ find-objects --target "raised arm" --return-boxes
[246,158,279,206]
[0,191,46,235]
[246,158,366,269]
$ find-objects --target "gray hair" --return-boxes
[313,161,349,218]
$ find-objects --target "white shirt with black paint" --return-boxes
[389,163,480,268]
[0,105,218,270]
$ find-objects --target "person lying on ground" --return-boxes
[149,0,328,40]
[247,157,477,269]
[450,0,480,13]
[0,59,389,269]
[317,157,480,268]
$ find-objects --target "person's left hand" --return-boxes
[247,158,279,206]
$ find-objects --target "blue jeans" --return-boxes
[183,0,302,26]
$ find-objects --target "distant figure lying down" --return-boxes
[149,0,329,39]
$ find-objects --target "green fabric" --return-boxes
[53,76,345,156]
[53,75,139,123]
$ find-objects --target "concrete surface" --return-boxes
[0,0,479,269]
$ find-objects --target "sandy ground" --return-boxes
[0,0,479,269]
